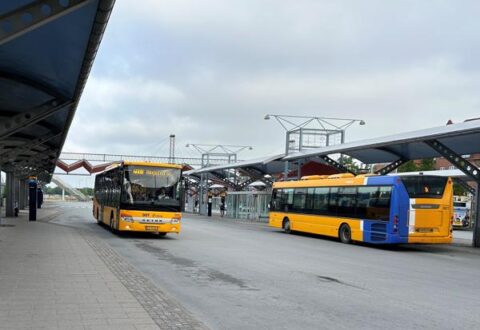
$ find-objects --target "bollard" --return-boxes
[207,197,212,217]
[28,178,37,221]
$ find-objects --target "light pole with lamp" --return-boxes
[264,114,366,179]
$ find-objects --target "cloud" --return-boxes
[63,0,480,162]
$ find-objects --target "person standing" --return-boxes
[220,196,226,217]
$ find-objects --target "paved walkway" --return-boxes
[0,206,207,330]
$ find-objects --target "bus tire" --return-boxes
[339,223,352,244]
[283,218,291,234]
[157,232,167,238]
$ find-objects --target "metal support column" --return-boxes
[425,139,480,247]
[475,184,480,248]
[24,180,29,208]
[19,180,26,209]
[14,177,20,214]
[0,166,2,224]
[6,172,14,216]
[199,173,207,215]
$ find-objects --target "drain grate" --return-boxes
[0,224,16,227]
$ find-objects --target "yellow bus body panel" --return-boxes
[407,183,453,244]
[118,210,181,234]
[93,199,180,234]
[270,212,363,241]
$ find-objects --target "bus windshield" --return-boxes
[401,176,447,199]
[122,166,182,210]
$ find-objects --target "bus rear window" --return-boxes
[401,176,447,199]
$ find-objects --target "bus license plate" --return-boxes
[145,226,159,231]
[417,228,433,233]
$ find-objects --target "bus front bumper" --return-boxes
[119,220,180,234]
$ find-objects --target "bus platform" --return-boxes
[0,207,207,330]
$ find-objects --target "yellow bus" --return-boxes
[93,161,183,236]
[269,173,453,244]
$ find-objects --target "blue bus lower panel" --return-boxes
[362,221,408,244]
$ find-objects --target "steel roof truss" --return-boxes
[375,158,407,175]
[207,172,237,190]
[0,100,72,141]
[452,178,476,195]
[425,140,480,182]
[0,131,61,157]
[237,167,272,190]
[320,155,356,175]
[0,0,94,46]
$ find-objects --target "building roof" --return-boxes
[283,120,480,164]
[0,0,115,182]
[184,153,286,176]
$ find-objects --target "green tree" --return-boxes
[338,155,360,172]
[397,160,418,173]
[453,184,469,196]
[418,158,435,171]
[79,187,94,196]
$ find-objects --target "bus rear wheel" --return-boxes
[339,223,352,244]
[283,218,291,234]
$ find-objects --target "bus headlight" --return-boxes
[171,214,181,224]
[121,214,134,222]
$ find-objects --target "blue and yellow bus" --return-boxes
[269,173,453,244]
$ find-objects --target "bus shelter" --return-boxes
[0,0,115,219]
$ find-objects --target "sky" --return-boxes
[57,0,480,186]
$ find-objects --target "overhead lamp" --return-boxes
[359,120,366,126]
[264,114,270,120]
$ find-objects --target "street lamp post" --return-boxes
[264,114,365,179]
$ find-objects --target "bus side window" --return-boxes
[271,189,278,211]
[328,187,338,215]
[313,187,329,214]
[292,188,307,212]
[282,189,294,212]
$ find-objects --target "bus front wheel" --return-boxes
[283,218,291,234]
[110,214,116,232]
[339,223,352,244]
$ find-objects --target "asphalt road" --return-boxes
[48,201,480,330]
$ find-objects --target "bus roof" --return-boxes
[101,161,183,173]
[122,161,183,169]
[272,174,451,189]
[273,174,377,188]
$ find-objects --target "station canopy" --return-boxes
[284,120,480,164]
[185,154,286,177]
[186,120,480,185]
[0,0,115,182]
